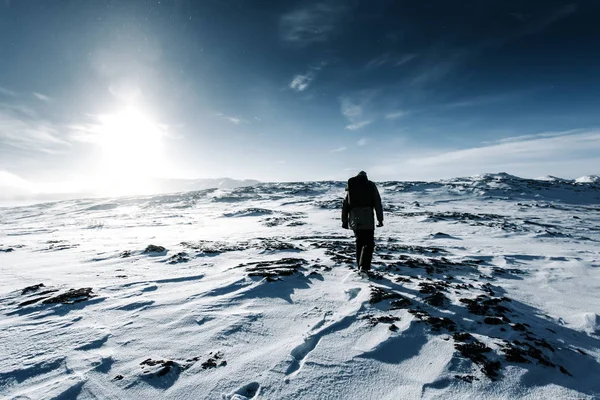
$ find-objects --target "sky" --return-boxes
[1,0,600,197]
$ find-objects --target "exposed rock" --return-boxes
[459,295,510,317]
[424,292,447,307]
[364,314,400,326]
[144,245,167,254]
[455,340,500,379]
[484,317,505,325]
[453,332,474,342]
[167,252,190,264]
[409,309,456,332]
[140,358,179,377]
[201,351,227,369]
[42,288,95,305]
[389,296,413,309]
[22,283,45,295]
[239,258,307,279]
[455,374,479,383]
[369,286,402,304]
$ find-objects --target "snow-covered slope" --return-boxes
[1,176,599,399]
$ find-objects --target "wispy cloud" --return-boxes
[341,98,363,120]
[0,110,71,154]
[517,3,577,37]
[407,4,579,89]
[385,110,409,120]
[357,137,368,146]
[340,93,376,131]
[290,74,311,91]
[490,129,582,144]
[410,59,461,86]
[216,113,246,125]
[346,120,372,131]
[0,86,16,96]
[372,129,600,180]
[366,53,418,69]
[32,92,51,102]
[280,2,347,46]
[442,94,516,109]
[331,146,347,153]
[290,62,327,92]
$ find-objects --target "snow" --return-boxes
[576,175,600,183]
[535,176,573,182]
[1,176,600,399]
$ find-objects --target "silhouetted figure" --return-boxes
[341,171,384,272]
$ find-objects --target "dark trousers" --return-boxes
[354,229,375,271]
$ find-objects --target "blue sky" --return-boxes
[1,0,599,195]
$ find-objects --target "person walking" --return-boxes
[341,171,383,272]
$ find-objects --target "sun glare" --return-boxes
[95,108,167,195]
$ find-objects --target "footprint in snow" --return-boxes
[223,381,260,399]
[345,287,361,301]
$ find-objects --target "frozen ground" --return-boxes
[1,173,599,399]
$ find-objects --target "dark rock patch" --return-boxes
[364,314,400,326]
[140,358,180,377]
[42,240,79,251]
[201,351,227,369]
[418,281,448,294]
[287,221,307,227]
[223,208,273,217]
[484,317,505,325]
[377,242,447,256]
[455,341,500,379]
[453,332,474,342]
[502,344,530,363]
[559,365,572,376]
[262,212,306,227]
[511,323,527,331]
[424,292,447,307]
[389,296,413,309]
[167,252,189,264]
[369,286,403,304]
[455,374,479,383]
[430,232,454,239]
[22,283,45,295]
[492,267,527,277]
[181,240,244,254]
[459,295,511,317]
[427,316,456,332]
[143,245,167,254]
[501,341,555,367]
[409,309,456,332]
[182,238,301,255]
[42,288,95,305]
[239,258,308,279]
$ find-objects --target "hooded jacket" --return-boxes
[341,174,383,230]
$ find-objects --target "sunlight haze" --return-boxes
[1,0,599,200]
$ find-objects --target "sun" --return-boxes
[94,107,167,195]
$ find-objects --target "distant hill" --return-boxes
[0,177,261,206]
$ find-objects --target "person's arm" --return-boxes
[372,183,383,226]
[342,192,350,229]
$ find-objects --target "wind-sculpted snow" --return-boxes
[1,176,599,399]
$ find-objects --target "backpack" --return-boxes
[347,176,374,207]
